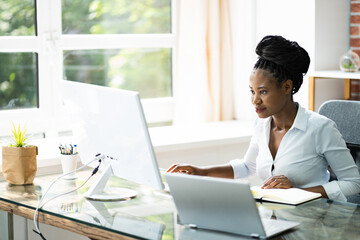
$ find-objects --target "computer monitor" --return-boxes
[59,80,164,200]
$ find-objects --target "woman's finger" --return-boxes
[166,164,179,173]
[262,175,293,189]
[168,165,194,174]
[263,178,281,189]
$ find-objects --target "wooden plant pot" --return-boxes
[2,145,38,185]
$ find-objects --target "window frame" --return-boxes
[0,0,176,134]
[0,0,176,167]
[59,0,176,124]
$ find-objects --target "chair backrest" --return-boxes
[318,100,360,146]
[318,100,360,164]
[319,100,360,203]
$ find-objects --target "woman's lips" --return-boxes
[256,107,266,113]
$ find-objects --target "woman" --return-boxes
[167,35,360,202]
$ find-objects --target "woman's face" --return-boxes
[249,69,292,119]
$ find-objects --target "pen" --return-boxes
[59,143,78,155]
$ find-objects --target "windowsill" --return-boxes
[0,120,253,179]
[149,120,253,152]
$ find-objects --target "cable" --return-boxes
[33,154,105,239]
[34,171,94,239]
[33,157,102,239]
[40,173,92,211]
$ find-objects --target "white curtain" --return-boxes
[173,0,234,124]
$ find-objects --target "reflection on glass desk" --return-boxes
[0,169,360,240]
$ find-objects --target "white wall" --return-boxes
[230,0,257,122]
[314,0,350,70]
[231,0,350,115]
[255,0,315,108]
[313,0,350,111]
[314,78,345,111]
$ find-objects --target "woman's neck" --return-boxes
[271,102,298,131]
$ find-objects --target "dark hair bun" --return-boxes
[254,35,310,94]
[256,35,310,75]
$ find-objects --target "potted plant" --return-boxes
[2,123,38,185]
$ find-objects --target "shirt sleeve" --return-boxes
[229,136,259,179]
[316,120,360,201]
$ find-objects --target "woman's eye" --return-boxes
[250,90,255,94]
[260,90,267,94]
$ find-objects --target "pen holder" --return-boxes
[60,154,78,180]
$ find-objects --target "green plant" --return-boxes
[343,61,355,70]
[10,122,29,147]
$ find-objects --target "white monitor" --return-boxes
[59,80,164,200]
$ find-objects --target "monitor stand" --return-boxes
[83,164,137,201]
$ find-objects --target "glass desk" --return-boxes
[0,169,359,240]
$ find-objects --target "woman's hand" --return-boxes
[166,164,207,176]
[261,175,293,189]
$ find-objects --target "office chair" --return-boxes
[318,100,360,204]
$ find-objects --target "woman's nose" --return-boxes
[252,94,261,105]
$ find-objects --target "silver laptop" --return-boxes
[164,173,299,239]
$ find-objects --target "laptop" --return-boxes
[164,173,299,239]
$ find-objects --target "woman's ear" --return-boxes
[282,79,293,95]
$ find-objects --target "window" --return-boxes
[0,53,38,110]
[0,0,38,111]
[63,48,172,99]
[61,0,173,102]
[62,0,171,34]
[0,0,175,162]
[0,0,36,36]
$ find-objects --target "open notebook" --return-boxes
[251,186,322,205]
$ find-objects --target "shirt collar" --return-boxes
[263,102,308,132]
[290,103,308,132]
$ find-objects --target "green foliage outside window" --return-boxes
[62,0,172,98]
[0,0,37,110]
[0,0,36,36]
[63,48,172,98]
[0,53,38,110]
[0,0,172,110]
[62,0,171,34]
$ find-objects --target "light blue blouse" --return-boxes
[230,104,360,201]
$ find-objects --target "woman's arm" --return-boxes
[167,163,234,178]
[261,175,329,198]
[317,120,360,200]
[303,186,328,198]
[167,124,259,179]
